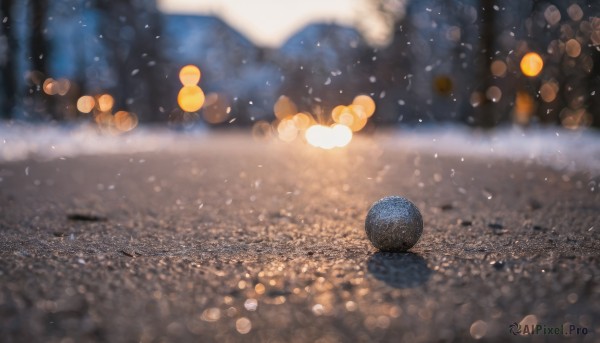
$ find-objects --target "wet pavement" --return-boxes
[0,132,598,342]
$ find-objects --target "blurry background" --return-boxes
[0,0,599,130]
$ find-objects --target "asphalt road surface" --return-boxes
[0,131,598,342]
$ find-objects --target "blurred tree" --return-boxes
[372,0,600,129]
[29,1,48,76]
[0,0,16,119]
[373,0,482,125]
[94,0,167,121]
[472,0,497,128]
[28,0,54,120]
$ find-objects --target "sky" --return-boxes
[157,0,390,47]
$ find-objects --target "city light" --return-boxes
[520,52,544,77]
[179,65,201,86]
[178,85,205,113]
[177,65,205,113]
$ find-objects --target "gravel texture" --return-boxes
[0,132,598,342]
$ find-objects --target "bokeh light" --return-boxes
[520,52,544,77]
[331,124,352,147]
[543,5,561,26]
[485,86,502,103]
[305,125,335,149]
[202,92,230,124]
[178,85,205,112]
[236,318,252,334]
[271,94,373,148]
[292,112,313,130]
[42,78,57,95]
[273,95,297,120]
[276,116,299,142]
[43,78,70,96]
[565,39,581,58]
[331,105,347,123]
[432,75,453,96]
[179,65,201,86]
[56,79,70,96]
[337,107,355,127]
[469,92,484,108]
[591,20,600,46]
[513,91,535,125]
[540,81,559,103]
[347,105,368,132]
[97,94,114,112]
[352,95,376,117]
[305,124,352,149]
[335,106,353,126]
[76,96,95,113]
[490,60,507,78]
[332,105,367,132]
[114,111,139,132]
[470,320,488,339]
[445,26,461,42]
[567,4,583,21]
[561,108,592,129]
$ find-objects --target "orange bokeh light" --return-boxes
[77,95,95,113]
[114,111,139,132]
[352,95,376,117]
[331,105,346,123]
[334,105,364,129]
[276,116,299,142]
[540,81,559,103]
[56,78,70,96]
[520,52,544,77]
[347,105,368,131]
[273,95,298,120]
[179,65,201,86]
[42,78,57,95]
[97,94,114,112]
[513,91,535,125]
[565,39,581,58]
[178,85,205,112]
[292,112,313,130]
[202,92,230,124]
[271,93,373,147]
[490,60,507,78]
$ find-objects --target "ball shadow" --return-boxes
[367,252,432,289]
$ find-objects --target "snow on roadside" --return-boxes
[0,124,196,162]
[389,126,600,174]
[0,123,598,174]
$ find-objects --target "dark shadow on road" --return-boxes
[367,252,432,288]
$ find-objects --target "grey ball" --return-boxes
[365,196,423,252]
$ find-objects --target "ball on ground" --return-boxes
[365,196,423,252]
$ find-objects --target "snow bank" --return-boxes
[0,123,598,174]
[0,124,194,162]
[390,126,600,174]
